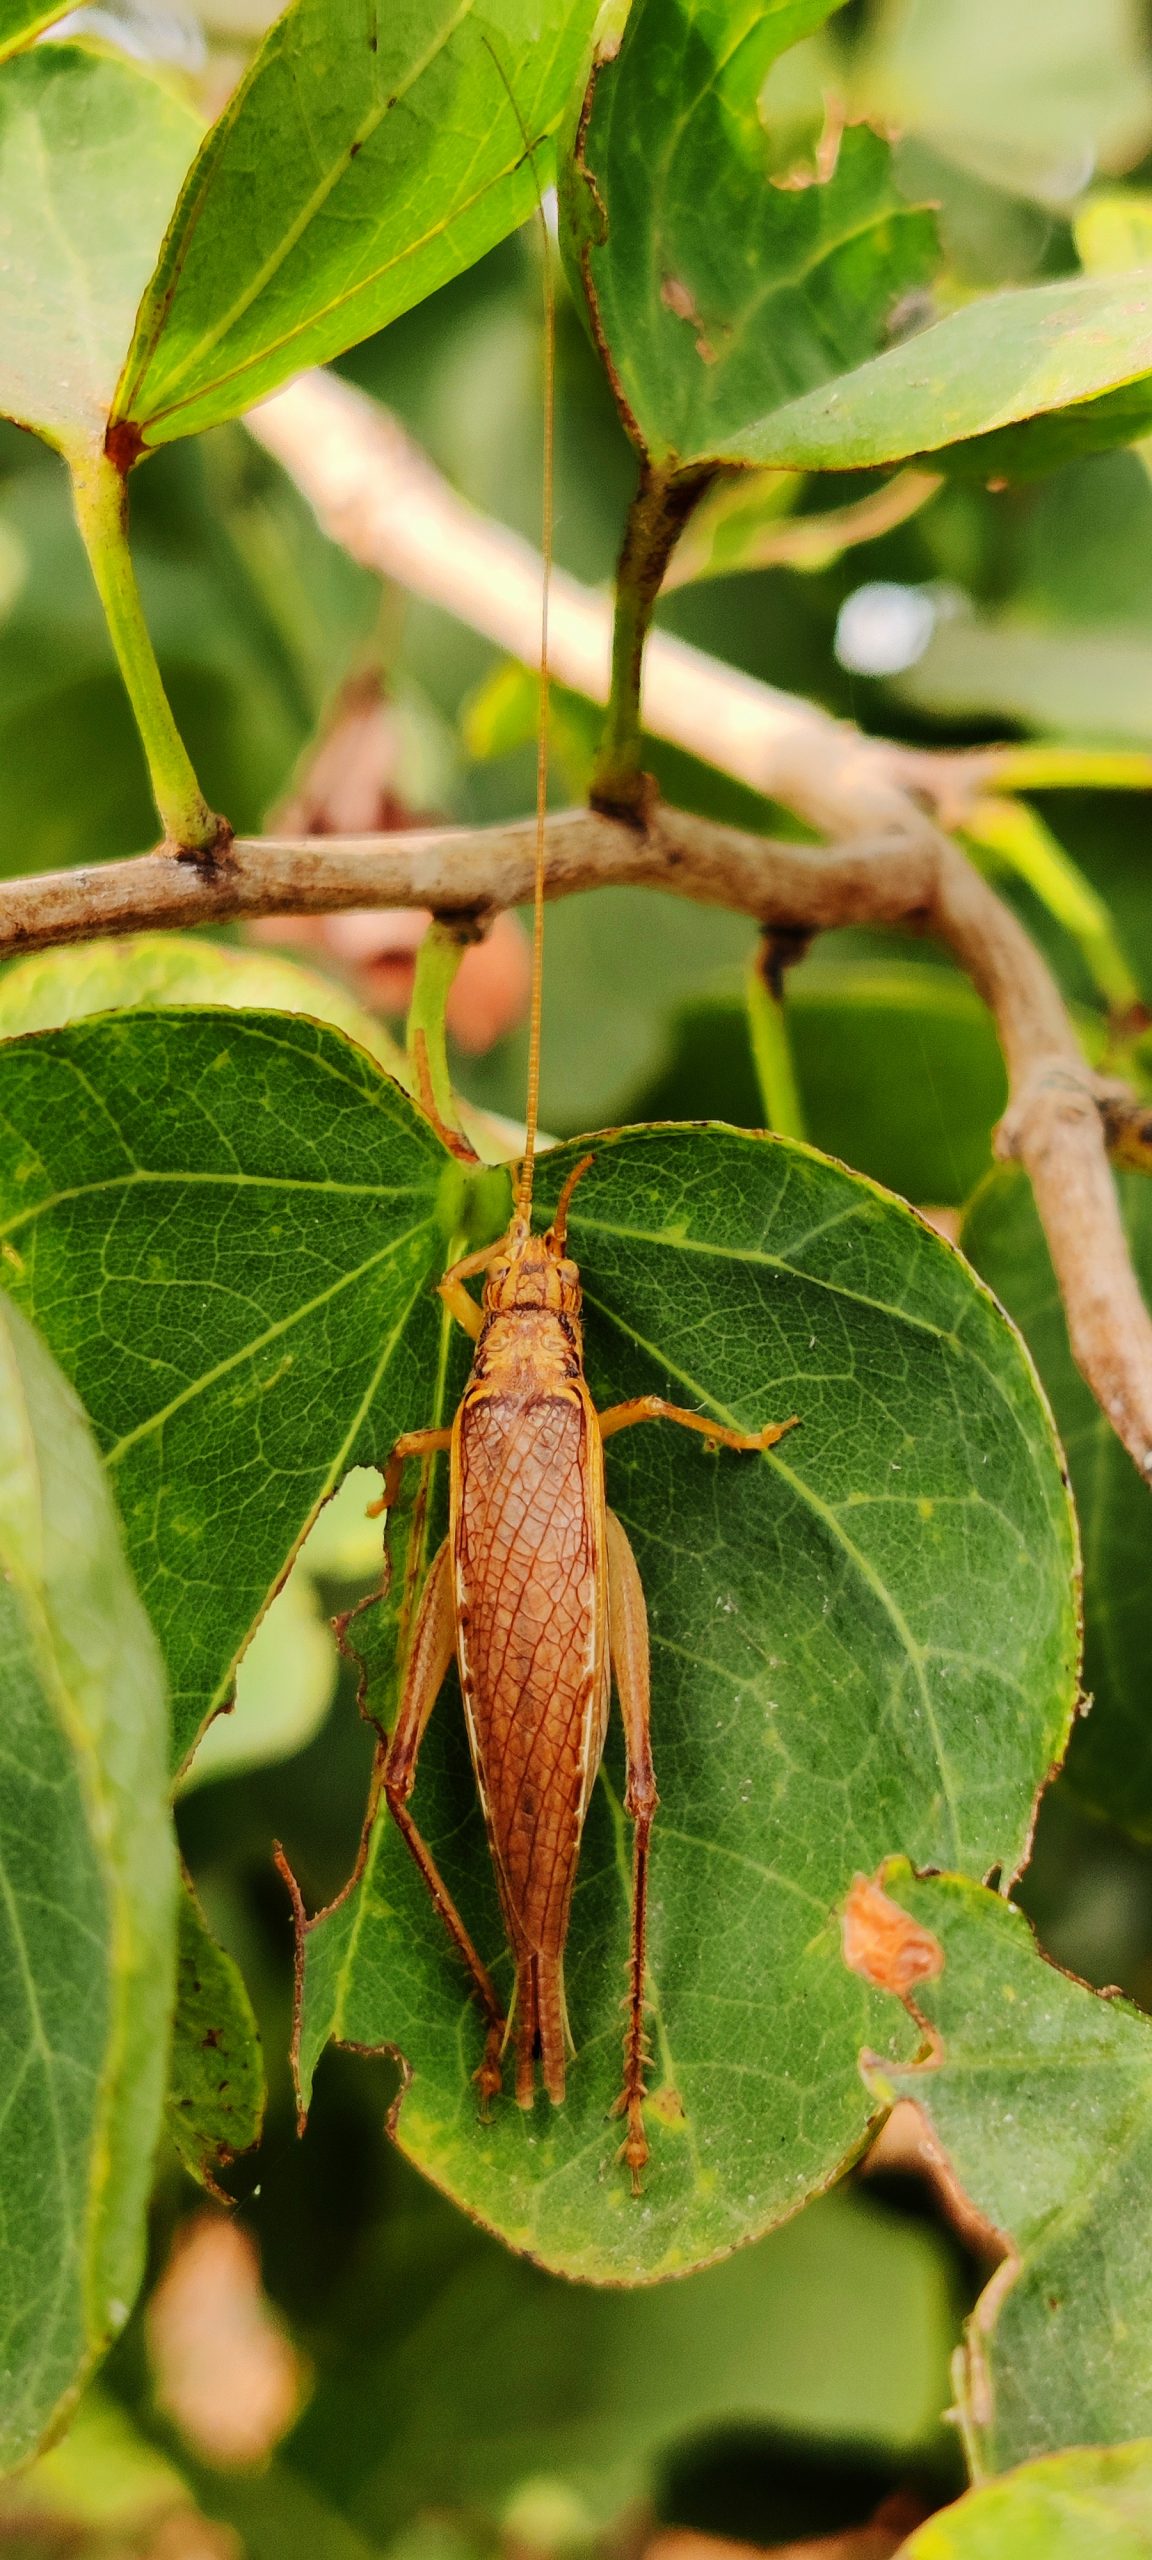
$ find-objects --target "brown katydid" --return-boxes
[373,121,798,2195]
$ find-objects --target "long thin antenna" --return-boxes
[518,228,554,1224]
[481,39,554,1228]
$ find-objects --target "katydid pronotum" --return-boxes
[373,143,798,2196]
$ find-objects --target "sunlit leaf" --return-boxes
[114,0,602,452]
[0,1293,175,2471]
[901,2441,1152,2556]
[0,927,404,1074]
[902,609,1152,747]
[664,464,941,588]
[0,44,199,461]
[0,2391,204,2542]
[713,274,1152,478]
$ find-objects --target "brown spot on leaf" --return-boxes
[842,1873,944,1997]
[649,2083,686,2126]
[660,274,720,364]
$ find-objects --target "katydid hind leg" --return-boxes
[384,1537,507,2109]
[606,1507,658,2193]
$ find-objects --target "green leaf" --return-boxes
[901,2442,1152,2558]
[560,0,939,471]
[296,1123,1077,2281]
[0,1292,175,2472]
[712,274,1152,478]
[0,928,405,1077]
[961,1166,1152,1838]
[0,1010,465,1773]
[0,0,74,64]
[0,44,200,461]
[855,1864,1152,2473]
[166,1869,265,2193]
[113,0,601,453]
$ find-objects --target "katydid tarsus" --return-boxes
[376,145,798,2195]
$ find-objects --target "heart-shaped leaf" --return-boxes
[855,1864,1152,2472]
[901,2443,1152,2558]
[559,0,939,473]
[0,1002,1078,2277]
[713,273,1152,478]
[961,1166,1152,1838]
[113,0,602,454]
[0,0,74,64]
[0,1010,465,1771]
[166,1870,265,2195]
[0,44,200,461]
[0,1293,175,2472]
[295,1125,1077,2279]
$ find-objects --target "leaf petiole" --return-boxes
[406,919,467,1139]
[69,450,225,858]
[593,460,713,819]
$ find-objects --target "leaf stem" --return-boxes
[746,940,807,1140]
[592,459,714,820]
[406,920,466,1136]
[70,451,224,856]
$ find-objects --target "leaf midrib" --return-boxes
[0,1165,437,1249]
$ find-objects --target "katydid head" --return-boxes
[483,1219,582,1318]
[483,1154,594,1317]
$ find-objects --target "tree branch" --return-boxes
[245,369,1002,838]
[3,802,1152,1482]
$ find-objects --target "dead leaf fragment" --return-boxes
[147,2216,304,2470]
[842,1874,945,1997]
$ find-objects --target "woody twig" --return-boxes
[1,799,1151,1480]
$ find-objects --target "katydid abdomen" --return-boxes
[452,1298,610,2105]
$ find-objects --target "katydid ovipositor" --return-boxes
[375,164,798,2195]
